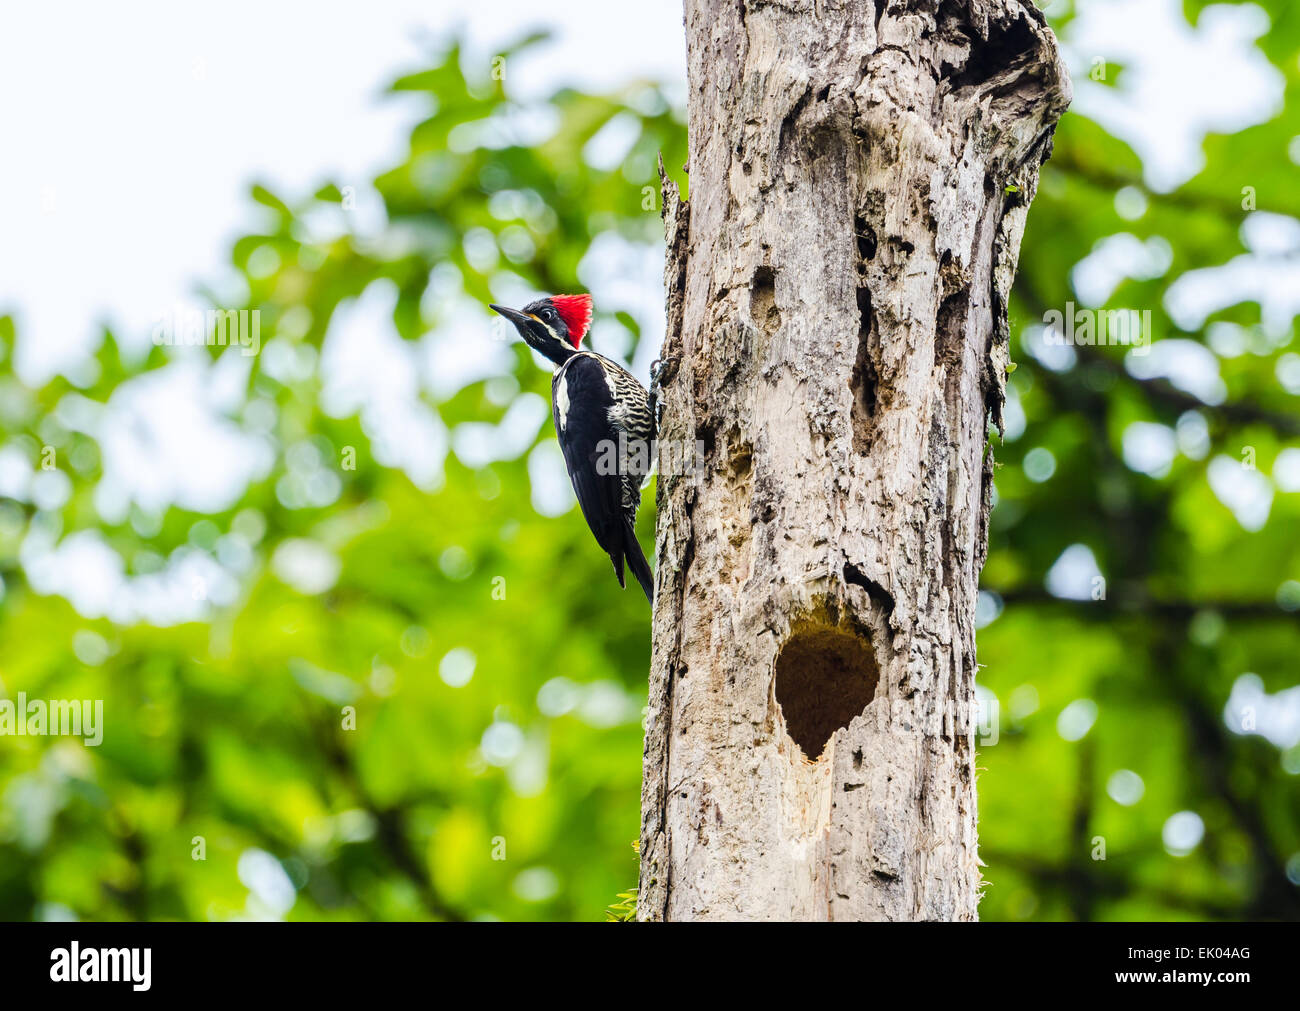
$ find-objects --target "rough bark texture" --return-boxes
[640,0,1070,920]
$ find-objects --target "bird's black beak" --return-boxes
[489,304,532,330]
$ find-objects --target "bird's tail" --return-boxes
[623,517,654,604]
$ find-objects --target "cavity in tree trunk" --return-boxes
[640,0,1070,921]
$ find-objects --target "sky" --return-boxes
[0,0,688,384]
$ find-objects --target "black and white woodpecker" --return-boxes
[490,294,655,603]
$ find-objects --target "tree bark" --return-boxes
[640,0,1069,920]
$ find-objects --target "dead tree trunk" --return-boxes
[640,0,1069,920]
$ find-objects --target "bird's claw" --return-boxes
[649,354,679,392]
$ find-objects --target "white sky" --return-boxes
[0,0,687,383]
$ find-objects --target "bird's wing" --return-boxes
[552,354,626,570]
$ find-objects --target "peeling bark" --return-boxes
[640,0,1070,920]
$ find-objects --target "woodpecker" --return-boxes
[490,294,655,603]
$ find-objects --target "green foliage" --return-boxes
[604,840,639,922]
[605,888,638,923]
[0,8,1297,923]
[977,0,1300,921]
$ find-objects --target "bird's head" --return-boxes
[489,294,592,365]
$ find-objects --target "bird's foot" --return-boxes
[649,354,679,393]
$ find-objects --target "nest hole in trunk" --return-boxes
[774,623,879,760]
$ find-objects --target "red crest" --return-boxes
[550,294,592,347]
